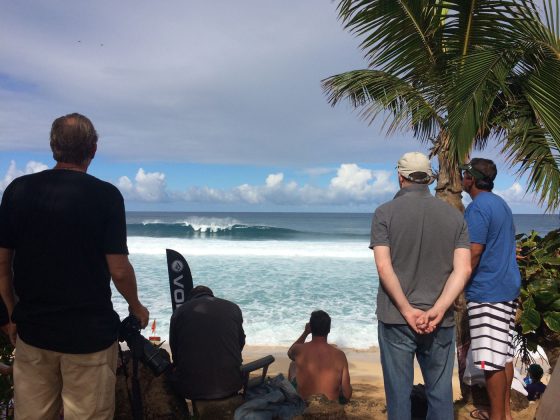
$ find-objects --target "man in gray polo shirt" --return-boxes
[370,152,471,420]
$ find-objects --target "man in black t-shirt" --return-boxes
[0,113,149,419]
[169,286,245,400]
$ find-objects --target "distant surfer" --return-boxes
[0,113,149,419]
[288,310,352,403]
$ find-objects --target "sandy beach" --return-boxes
[242,345,462,418]
[241,345,540,419]
[243,344,461,398]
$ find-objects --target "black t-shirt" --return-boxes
[0,169,127,353]
[169,295,246,400]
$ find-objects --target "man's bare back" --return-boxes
[288,314,351,402]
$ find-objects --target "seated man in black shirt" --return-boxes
[169,285,245,400]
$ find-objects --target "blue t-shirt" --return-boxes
[464,192,521,302]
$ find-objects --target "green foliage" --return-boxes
[323,0,560,211]
[516,229,560,353]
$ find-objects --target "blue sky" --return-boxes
[0,0,549,213]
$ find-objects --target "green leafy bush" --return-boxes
[515,229,560,366]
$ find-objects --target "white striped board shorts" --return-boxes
[467,300,518,371]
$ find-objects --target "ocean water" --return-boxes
[112,212,559,349]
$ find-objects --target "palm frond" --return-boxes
[326,0,560,211]
[442,1,525,56]
[503,126,560,211]
[336,0,444,79]
[535,0,560,39]
[445,47,520,158]
[322,69,443,142]
[522,57,560,143]
[512,1,560,55]
[444,2,560,211]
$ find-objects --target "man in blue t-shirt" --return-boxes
[461,158,521,420]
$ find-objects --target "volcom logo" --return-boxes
[171,260,184,273]
[171,260,185,308]
[173,273,185,308]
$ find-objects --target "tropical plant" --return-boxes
[515,229,560,369]
[447,1,560,212]
[322,0,560,400]
[322,0,560,211]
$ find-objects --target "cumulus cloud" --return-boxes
[330,164,395,200]
[461,182,539,208]
[495,182,533,204]
[1,160,545,213]
[265,173,284,188]
[117,168,168,202]
[1,161,397,207]
[179,163,397,207]
[0,160,48,192]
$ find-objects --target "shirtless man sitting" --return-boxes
[287,310,352,402]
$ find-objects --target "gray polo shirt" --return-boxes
[370,184,470,327]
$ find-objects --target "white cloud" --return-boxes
[330,164,372,191]
[265,173,284,188]
[116,175,133,192]
[0,160,48,192]
[234,184,263,205]
[2,160,547,213]
[117,168,168,202]
[495,182,534,204]
[329,164,395,200]
[178,164,397,207]
[1,160,397,207]
[461,182,540,211]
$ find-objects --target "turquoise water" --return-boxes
[113,212,559,349]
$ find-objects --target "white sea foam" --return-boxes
[141,219,164,225]
[120,213,379,349]
[114,212,557,349]
[128,236,371,259]
[113,248,380,349]
[142,216,243,232]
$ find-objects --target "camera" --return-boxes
[119,315,171,376]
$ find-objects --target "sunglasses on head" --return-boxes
[459,163,485,180]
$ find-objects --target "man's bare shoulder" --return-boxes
[316,342,349,363]
[331,345,349,361]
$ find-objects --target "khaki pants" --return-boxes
[13,337,118,420]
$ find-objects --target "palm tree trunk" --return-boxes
[434,154,464,212]
[435,153,472,401]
